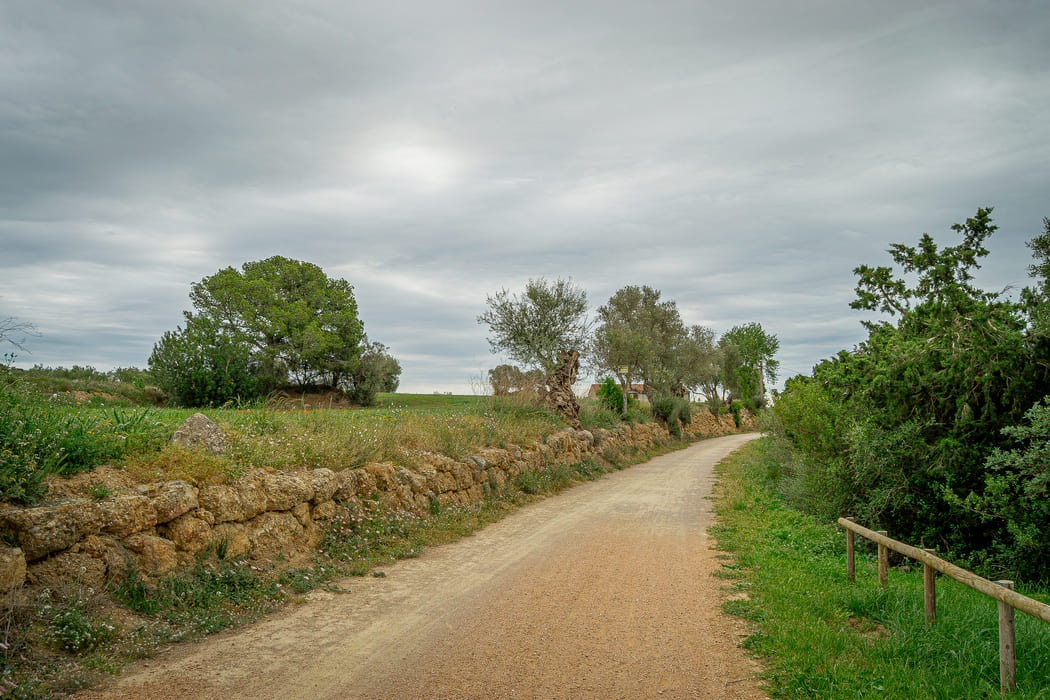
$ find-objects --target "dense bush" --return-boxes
[595,377,624,414]
[149,315,261,407]
[767,209,1050,579]
[341,340,402,407]
[650,393,691,438]
[956,400,1050,577]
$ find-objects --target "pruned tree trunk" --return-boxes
[546,349,581,428]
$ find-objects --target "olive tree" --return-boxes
[477,277,590,376]
[478,277,589,422]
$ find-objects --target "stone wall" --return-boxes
[0,409,753,594]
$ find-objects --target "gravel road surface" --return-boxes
[78,433,767,699]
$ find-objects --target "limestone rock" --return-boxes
[0,546,26,590]
[99,494,157,537]
[199,473,266,523]
[290,502,311,527]
[163,514,212,553]
[364,462,397,491]
[246,512,302,556]
[393,466,428,496]
[210,523,250,558]
[28,551,106,591]
[312,501,341,520]
[334,468,376,501]
[261,471,313,512]
[309,468,338,504]
[2,500,103,561]
[171,412,229,455]
[150,481,199,524]
[125,534,179,575]
[72,535,127,580]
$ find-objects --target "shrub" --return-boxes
[651,394,691,438]
[595,377,624,414]
[958,399,1050,579]
[149,315,262,407]
[730,400,744,428]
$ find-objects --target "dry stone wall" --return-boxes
[0,409,753,594]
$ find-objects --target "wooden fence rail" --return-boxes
[838,517,1050,695]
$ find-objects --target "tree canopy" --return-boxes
[477,277,590,376]
[151,256,398,407]
[188,256,364,388]
[720,322,779,405]
[767,208,1050,580]
[591,285,756,410]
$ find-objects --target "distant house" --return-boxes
[587,382,650,403]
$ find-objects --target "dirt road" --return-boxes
[79,434,766,699]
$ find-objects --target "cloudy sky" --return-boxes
[2,1,1048,393]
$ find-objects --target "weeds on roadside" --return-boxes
[714,438,1050,698]
[0,385,168,503]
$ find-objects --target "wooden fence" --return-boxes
[838,517,1050,695]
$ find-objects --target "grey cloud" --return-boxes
[2,1,1048,392]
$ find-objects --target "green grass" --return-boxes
[714,438,1050,698]
[0,377,569,500]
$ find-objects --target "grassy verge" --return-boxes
[713,438,1050,698]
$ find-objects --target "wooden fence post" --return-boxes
[996,580,1016,695]
[923,548,937,625]
[877,531,889,586]
[846,523,855,584]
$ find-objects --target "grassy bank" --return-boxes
[713,438,1050,698]
[0,372,574,504]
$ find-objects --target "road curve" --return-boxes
[78,433,766,699]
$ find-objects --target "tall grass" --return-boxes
[714,438,1050,698]
[0,376,567,496]
[0,383,169,503]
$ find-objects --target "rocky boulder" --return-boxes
[171,413,229,455]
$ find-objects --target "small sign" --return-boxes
[617,366,629,375]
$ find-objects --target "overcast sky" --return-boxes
[2,1,1048,394]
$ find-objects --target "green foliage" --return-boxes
[318,501,423,565]
[959,399,1050,579]
[720,322,778,408]
[5,364,163,405]
[0,385,165,503]
[153,257,400,408]
[578,400,621,430]
[113,555,287,635]
[189,256,364,388]
[729,400,743,428]
[41,600,117,653]
[149,314,261,407]
[715,439,1050,698]
[595,377,624,414]
[478,277,590,376]
[343,340,402,407]
[769,208,1050,578]
[650,393,691,438]
[592,285,715,400]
